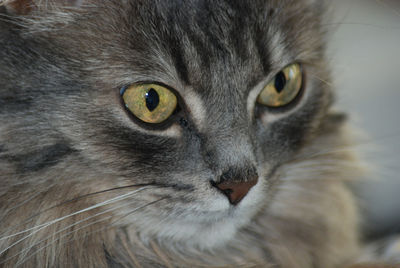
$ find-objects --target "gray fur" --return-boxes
[0,0,363,267]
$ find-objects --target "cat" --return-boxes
[0,0,389,267]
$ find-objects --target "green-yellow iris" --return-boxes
[122,84,177,124]
[257,63,302,108]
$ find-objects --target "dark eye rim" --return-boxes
[255,63,306,115]
[119,81,185,130]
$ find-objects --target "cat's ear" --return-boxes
[1,0,83,15]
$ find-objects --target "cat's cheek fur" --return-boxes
[119,176,267,249]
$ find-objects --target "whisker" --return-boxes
[0,191,43,222]
[0,187,152,255]
[8,194,160,262]
[0,183,158,239]
[109,197,169,226]
[12,198,166,267]
[308,73,333,88]
[13,214,116,266]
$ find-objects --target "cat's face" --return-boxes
[1,0,331,248]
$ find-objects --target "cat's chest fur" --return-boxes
[0,0,363,267]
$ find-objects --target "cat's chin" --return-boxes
[133,180,266,249]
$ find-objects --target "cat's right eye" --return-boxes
[121,83,178,124]
[257,63,302,108]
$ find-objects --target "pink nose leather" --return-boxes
[213,178,258,205]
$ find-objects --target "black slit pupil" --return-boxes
[145,88,159,112]
[274,71,286,93]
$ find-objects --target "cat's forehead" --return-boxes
[30,0,325,100]
[116,0,325,90]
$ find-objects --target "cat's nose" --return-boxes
[211,175,258,205]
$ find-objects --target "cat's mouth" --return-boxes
[175,177,265,217]
[136,184,265,248]
[114,173,266,246]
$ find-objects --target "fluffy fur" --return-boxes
[0,0,366,267]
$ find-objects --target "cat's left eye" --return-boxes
[121,83,178,124]
[257,63,303,108]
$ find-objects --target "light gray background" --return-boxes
[329,1,400,235]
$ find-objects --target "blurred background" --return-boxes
[328,0,400,238]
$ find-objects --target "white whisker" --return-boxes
[0,187,151,255]
[109,197,168,226]
[0,192,43,222]
[13,198,165,267]
[308,73,333,88]
[8,193,151,263]
[14,214,116,266]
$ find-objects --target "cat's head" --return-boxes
[0,0,335,249]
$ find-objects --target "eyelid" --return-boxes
[120,85,129,96]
